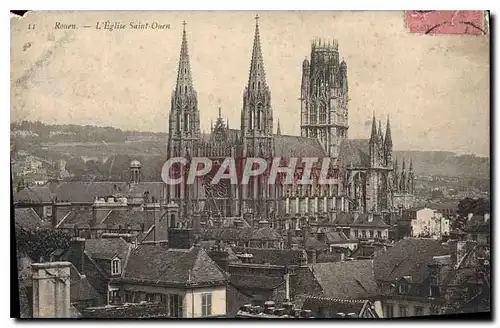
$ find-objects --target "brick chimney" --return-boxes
[208,246,230,272]
[69,237,86,274]
[32,262,71,318]
[155,201,178,242]
[165,202,194,249]
[168,226,195,249]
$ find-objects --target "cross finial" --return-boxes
[182,20,187,31]
[255,14,259,26]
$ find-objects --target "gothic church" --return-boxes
[166,16,415,220]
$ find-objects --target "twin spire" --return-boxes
[370,112,392,147]
[174,15,268,103]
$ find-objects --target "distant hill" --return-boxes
[393,151,489,179]
[11,121,489,180]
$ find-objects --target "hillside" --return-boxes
[11,122,489,180]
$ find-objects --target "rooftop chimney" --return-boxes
[69,237,86,274]
[155,202,178,243]
[32,262,71,318]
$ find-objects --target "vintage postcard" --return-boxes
[11,11,490,319]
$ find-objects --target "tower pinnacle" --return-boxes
[370,112,377,143]
[385,115,393,147]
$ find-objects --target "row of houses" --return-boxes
[16,203,490,318]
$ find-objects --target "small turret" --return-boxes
[384,116,393,166]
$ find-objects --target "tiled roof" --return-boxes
[230,274,284,290]
[14,186,54,203]
[338,139,370,168]
[325,231,351,243]
[60,208,95,227]
[333,212,390,228]
[374,238,453,283]
[200,226,283,242]
[69,265,101,303]
[301,297,370,317]
[122,244,226,285]
[231,246,306,266]
[85,238,131,261]
[48,182,164,203]
[273,135,326,158]
[316,253,343,263]
[252,226,283,241]
[308,260,380,299]
[14,208,46,229]
[101,210,153,229]
[291,236,328,250]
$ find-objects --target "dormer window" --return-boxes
[111,258,121,276]
[398,280,409,294]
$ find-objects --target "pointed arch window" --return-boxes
[310,105,317,124]
[176,113,180,132]
[257,81,261,92]
[249,110,254,131]
[319,102,327,124]
[184,86,187,94]
[257,103,263,130]
[184,112,190,131]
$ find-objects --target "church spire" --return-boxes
[247,14,267,90]
[409,158,413,171]
[277,119,281,135]
[175,21,194,94]
[370,112,377,143]
[385,115,392,147]
[378,120,384,143]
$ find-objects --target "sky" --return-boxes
[11,11,490,156]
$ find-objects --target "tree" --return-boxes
[15,227,72,262]
[457,197,490,218]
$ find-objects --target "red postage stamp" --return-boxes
[406,10,487,35]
